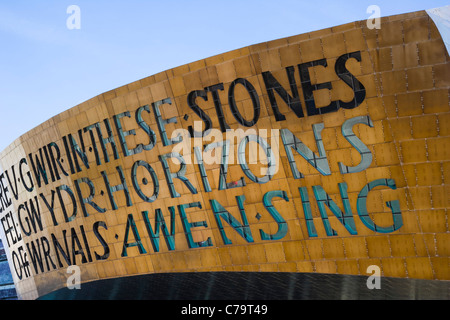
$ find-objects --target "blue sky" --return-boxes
[0,0,448,152]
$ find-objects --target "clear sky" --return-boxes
[0,0,448,152]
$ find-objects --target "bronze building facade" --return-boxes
[0,8,448,300]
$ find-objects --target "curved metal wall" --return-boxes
[0,9,448,300]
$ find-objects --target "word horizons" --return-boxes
[0,50,403,282]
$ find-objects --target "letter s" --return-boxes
[93,221,110,260]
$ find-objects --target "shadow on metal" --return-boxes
[38,272,449,300]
